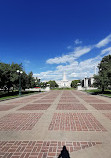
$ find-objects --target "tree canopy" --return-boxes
[71,80,81,88]
[94,55,111,92]
[0,62,38,92]
[47,80,58,89]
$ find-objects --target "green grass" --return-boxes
[84,89,111,96]
[0,90,40,101]
[0,95,19,100]
[53,87,76,90]
[84,89,101,93]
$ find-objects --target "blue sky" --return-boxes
[0,0,111,81]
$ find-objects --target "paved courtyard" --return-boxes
[0,90,111,158]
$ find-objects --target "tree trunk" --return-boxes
[102,86,104,93]
[8,88,10,93]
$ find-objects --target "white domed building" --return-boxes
[56,72,72,88]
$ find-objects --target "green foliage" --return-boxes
[0,62,37,92]
[47,80,59,89]
[40,82,47,88]
[27,71,36,88]
[94,55,111,92]
[71,80,80,88]
[0,62,23,91]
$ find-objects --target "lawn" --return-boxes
[53,87,76,90]
[84,89,111,97]
[0,90,40,101]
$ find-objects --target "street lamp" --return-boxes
[17,70,23,96]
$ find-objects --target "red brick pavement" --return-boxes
[18,104,51,110]
[0,140,102,158]
[48,113,106,131]
[33,100,54,104]
[9,99,33,104]
[59,99,80,103]
[0,104,19,111]
[0,113,43,131]
[83,100,108,103]
[90,104,111,110]
[42,97,56,99]
[103,113,111,120]
[56,104,87,110]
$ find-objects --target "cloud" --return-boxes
[46,46,92,64]
[73,46,92,58]
[46,54,75,64]
[23,60,31,67]
[74,39,82,45]
[101,47,111,55]
[35,34,111,81]
[67,45,72,49]
[96,34,111,48]
[24,60,30,64]
[35,55,101,81]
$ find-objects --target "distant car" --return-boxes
[35,87,40,88]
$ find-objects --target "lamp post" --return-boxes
[17,70,23,96]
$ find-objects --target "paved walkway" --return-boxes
[0,90,111,158]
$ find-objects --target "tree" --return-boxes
[71,80,80,88]
[40,82,47,88]
[0,62,28,92]
[47,80,58,89]
[0,62,11,92]
[27,72,36,88]
[94,55,111,92]
[10,62,23,90]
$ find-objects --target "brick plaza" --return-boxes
[0,90,111,158]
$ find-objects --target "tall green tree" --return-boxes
[71,80,80,88]
[47,80,58,89]
[27,72,36,88]
[94,55,111,92]
[0,62,28,92]
[0,62,11,92]
[10,62,23,90]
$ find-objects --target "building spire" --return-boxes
[63,71,67,81]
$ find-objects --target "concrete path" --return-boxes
[0,90,111,158]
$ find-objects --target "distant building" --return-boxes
[81,77,94,88]
[56,72,72,88]
[77,76,96,90]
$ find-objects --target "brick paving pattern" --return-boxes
[103,113,111,120]
[90,104,111,110]
[33,100,54,104]
[83,100,107,103]
[48,113,106,131]
[0,140,102,158]
[59,99,80,103]
[0,113,43,131]
[18,104,51,110]
[8,99,33,104]
[0,90,110,157]
[56,104,87,110]
[0,104,19,111]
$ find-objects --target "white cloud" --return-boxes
[73,46,92,58]
[96,34,111,48]
[34,34,111,81]
[35,55,101,81]
[74,39,82,45]
[46,54,75,64]
[67,45,72,49]
[23,60,31,67]
[24,60,30,64]
[46,46,92,64]
[101,47,111,55]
